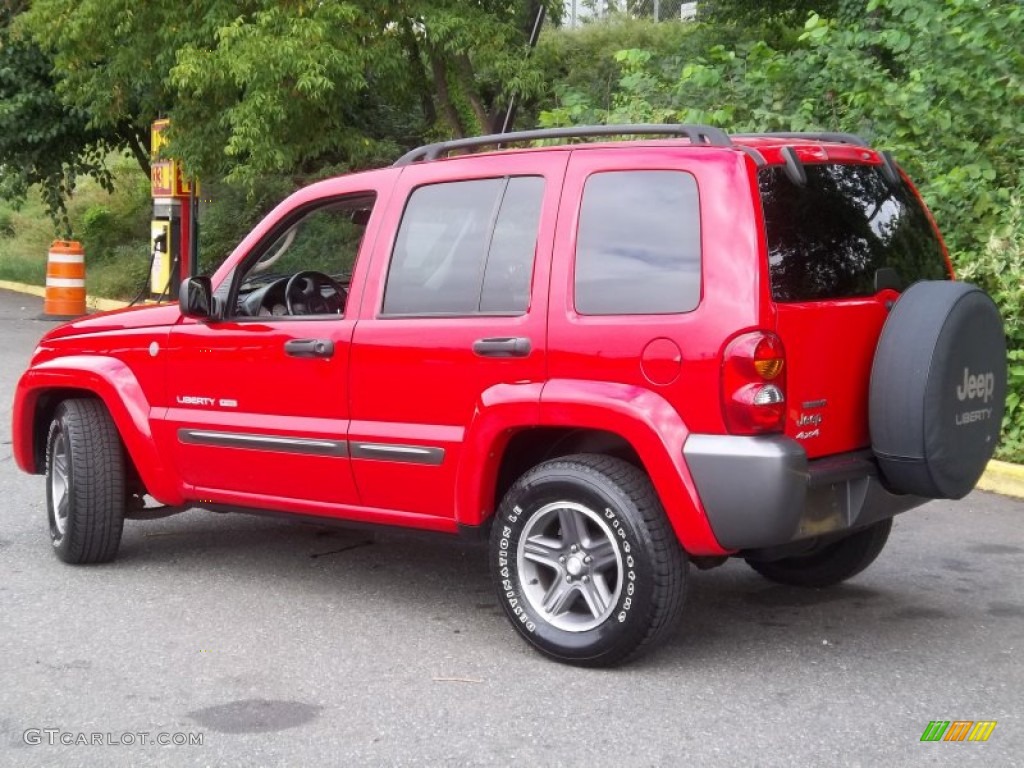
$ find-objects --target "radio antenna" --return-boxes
[498,5,546,135]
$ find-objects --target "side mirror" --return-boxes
[180,276,214,320]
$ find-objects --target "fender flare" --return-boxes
[13,356,184,505]
[454,382,543,530]
[456,379,729,556]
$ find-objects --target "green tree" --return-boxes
[0,1,112,231]
[11,0,561,267]
[169,1,560,183]
[16,0,188,178]
[542,0,1023,260]
[14,0,560,192]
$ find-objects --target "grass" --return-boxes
[0,194,57,286]
[86,245,152,301]
[0,154,152,300]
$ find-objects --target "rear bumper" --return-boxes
[683,434,927,550]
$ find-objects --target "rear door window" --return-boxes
[759,163,948,302]
[574,170,701,315]
[383,176,543,316]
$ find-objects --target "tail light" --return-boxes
[722,331,786,435]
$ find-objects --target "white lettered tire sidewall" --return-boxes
[490,458,670,665]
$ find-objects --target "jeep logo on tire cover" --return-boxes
[956,368,995,403]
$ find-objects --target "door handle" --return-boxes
[472,337,531,358]
[284,339,335,358]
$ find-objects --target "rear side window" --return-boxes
[760,163,948,302]
[575,170,701,315]
[383,176,543,316]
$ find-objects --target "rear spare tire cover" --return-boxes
[870,281,1006,499]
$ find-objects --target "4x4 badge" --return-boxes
[795,411,823,440]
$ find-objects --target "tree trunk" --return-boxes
[428,47,465,138]
[520,0,546,40]
[399,19,437,128]
[122,124,151,178]
[454,53,490,134]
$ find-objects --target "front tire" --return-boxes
[490,454,687,667]
[46,399,126,564]
[745,518,893,588]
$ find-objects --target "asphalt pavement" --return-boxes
[0,287,1021,767]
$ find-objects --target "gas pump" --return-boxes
[149,202,176,298]
[150,119,198,300]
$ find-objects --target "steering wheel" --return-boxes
[284,271,347,315]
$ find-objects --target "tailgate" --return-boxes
[758,160,950,459]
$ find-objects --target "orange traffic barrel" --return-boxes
[41,240,87,319]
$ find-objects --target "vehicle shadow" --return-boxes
[113,508,980,671]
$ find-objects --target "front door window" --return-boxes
[232,196,375,319]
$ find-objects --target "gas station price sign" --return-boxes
[150,119,194,198]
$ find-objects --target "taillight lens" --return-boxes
[722,331,786,434]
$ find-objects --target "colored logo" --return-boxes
[921,721,997,742]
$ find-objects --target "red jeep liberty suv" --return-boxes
[12,125,1007,666]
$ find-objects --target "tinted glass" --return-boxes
[384,177,544,316]
[575,171,701,315]
[759,163,948,302]
[480,177,544,313]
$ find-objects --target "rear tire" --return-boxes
[745,518,892,588]
[46,399,125,564]
[490,454,687,667]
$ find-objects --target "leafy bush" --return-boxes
[85,244,152,301]
[541,0,1023,259]
[196,175,298,275]
[0,208,15,237]
[958,195,1024,462]
[0,194,60,285]
[66,157,150,264]
[79,205,113,255]
[0,153,151,290]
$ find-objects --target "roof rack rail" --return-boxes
[733,131,870,147]
[393,124,732,166]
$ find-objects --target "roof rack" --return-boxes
[733,131,870,147]
[393,124,732,166]
[392,125,898,184]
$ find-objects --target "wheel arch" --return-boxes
[14,357,184,504]
[493,427,643,511]
[455,379,730,556]
[32,387,98,471]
